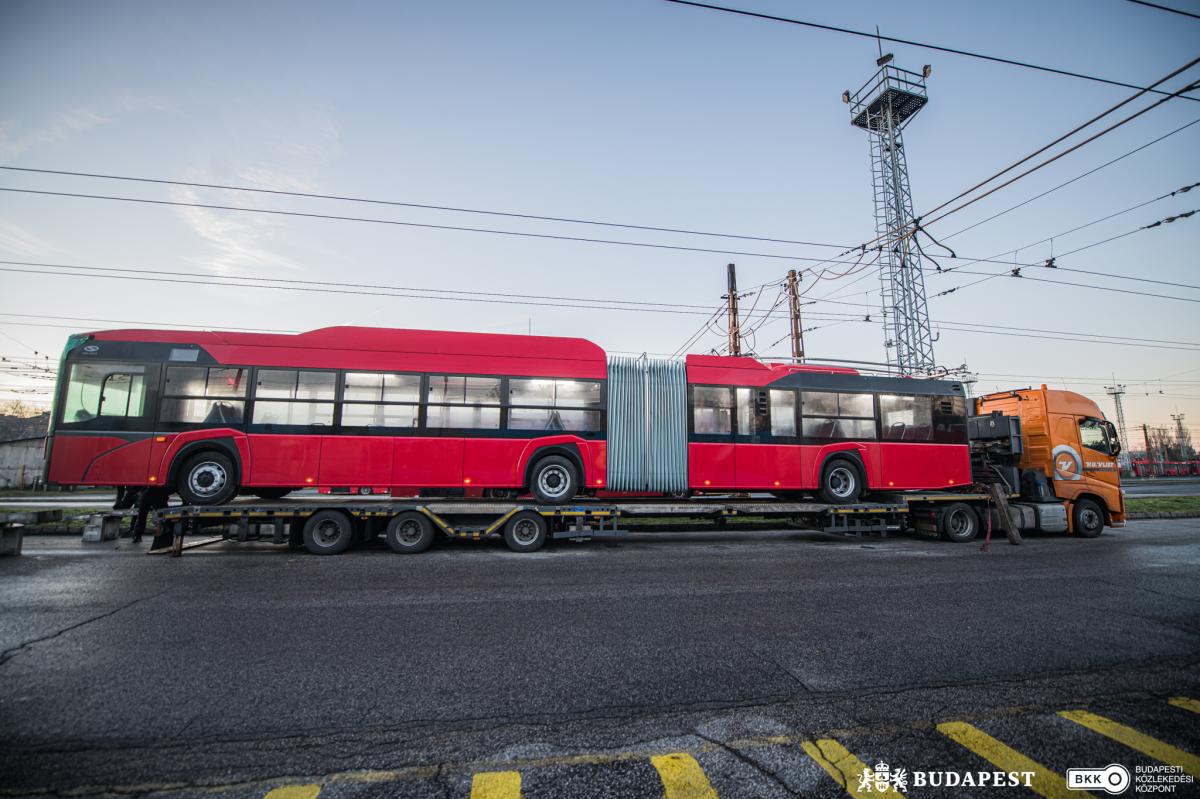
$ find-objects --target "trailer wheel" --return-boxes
[529,455,578,504]
[504,511,548,553]
[302,510,355,555]
[1072,498,1104,538]
[938,502,980,543]
[385,511,434,554]
[818,457,863,504]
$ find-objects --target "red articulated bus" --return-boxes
[44,326,970,506]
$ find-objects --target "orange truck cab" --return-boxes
[976,386,1125,535]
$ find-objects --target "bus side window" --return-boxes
[692,386,732,435]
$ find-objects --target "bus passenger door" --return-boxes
[735,388,802,490]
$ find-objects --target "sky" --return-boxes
[0,0,1197,448]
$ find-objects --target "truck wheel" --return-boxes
[818,457,863,505]
[385,511,434,554]
[504,511,547,553]
[302,510,354,555]
[177,451,238,506]
[1073,498,1104,538]
[529,455,578,504]
[938,502,980,543]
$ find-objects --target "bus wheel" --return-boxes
[177,451,239,506]
[529,456,578,504]
[818,457,863,505]
[1073,498,1104,538]
[302,510,355,555]
[938,502,979,543]
[504,511,547,553]
[385,511,434,554]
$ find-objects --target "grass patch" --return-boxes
[1125,496,1200,514]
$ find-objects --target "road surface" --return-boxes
[0,520,1198,798]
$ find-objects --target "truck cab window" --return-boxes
[1079,418,1115,456]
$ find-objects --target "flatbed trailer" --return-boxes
[147,491,1009,556]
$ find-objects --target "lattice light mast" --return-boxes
[845,56,936,374]
[1105,383,1131,470]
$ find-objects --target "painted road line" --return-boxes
[262,786,320,799]
[1059,710,1200,778]
[800,739,905,797]
[651,752,719,799]
[1168,697,1200,715]
[470,770,522,799]
[937,721,1087,799]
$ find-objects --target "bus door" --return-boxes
[49,361,159,485]
[734,388,802,490]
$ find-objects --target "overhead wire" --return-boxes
[665,0,1200,101]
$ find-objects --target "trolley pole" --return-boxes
[786,268,805,362]
[725,263,742,356]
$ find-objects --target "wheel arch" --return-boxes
[1072,492,1111,524]
[818,449,869,492]
[521,443,586,490]
[166,437,243,488]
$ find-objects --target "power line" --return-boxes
[665,0,1200,101]
[0,165,854,251]
[919,67,1200,229]
[1125,0,1200,21]
[941,117,1200,241]
[0,187,851,265]
[942,267,1200,302]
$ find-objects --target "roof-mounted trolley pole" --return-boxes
[844,53,936,375]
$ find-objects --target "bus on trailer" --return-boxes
[44,326,972,507]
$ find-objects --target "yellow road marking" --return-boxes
[937,721,1085,799]
[470,770,522,799]
[800,739,905,797]
[1059,710,1200,778]
[263,786,320,799]
[651,752,719,799]
[1169,696,1200,715]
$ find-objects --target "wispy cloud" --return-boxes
[0,107,111,157]
[0,220,58,258]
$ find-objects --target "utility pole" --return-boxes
[844,54,936,374]
[1143,423,1155,476]
[1104,382,1129,470]
[786,269,805,362]
[724,263,742,356]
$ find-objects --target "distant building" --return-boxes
[0,413,50,489]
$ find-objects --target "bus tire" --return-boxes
[253,488,292,500]
[818,457,863,505]
[1072,498,1104,538]
[938,502,979,543]
[385,511,434,554]
[504,511,548,553]
[302,510,355,555]
[529,455,578,504]
[177,451,239,506]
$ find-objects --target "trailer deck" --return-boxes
[147,491,1001,555]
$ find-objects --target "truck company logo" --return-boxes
[856,762,1035,792]
[1052,444,1083,481]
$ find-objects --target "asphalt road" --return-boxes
[1122,477,1200,497]
[1,520,1198,798]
